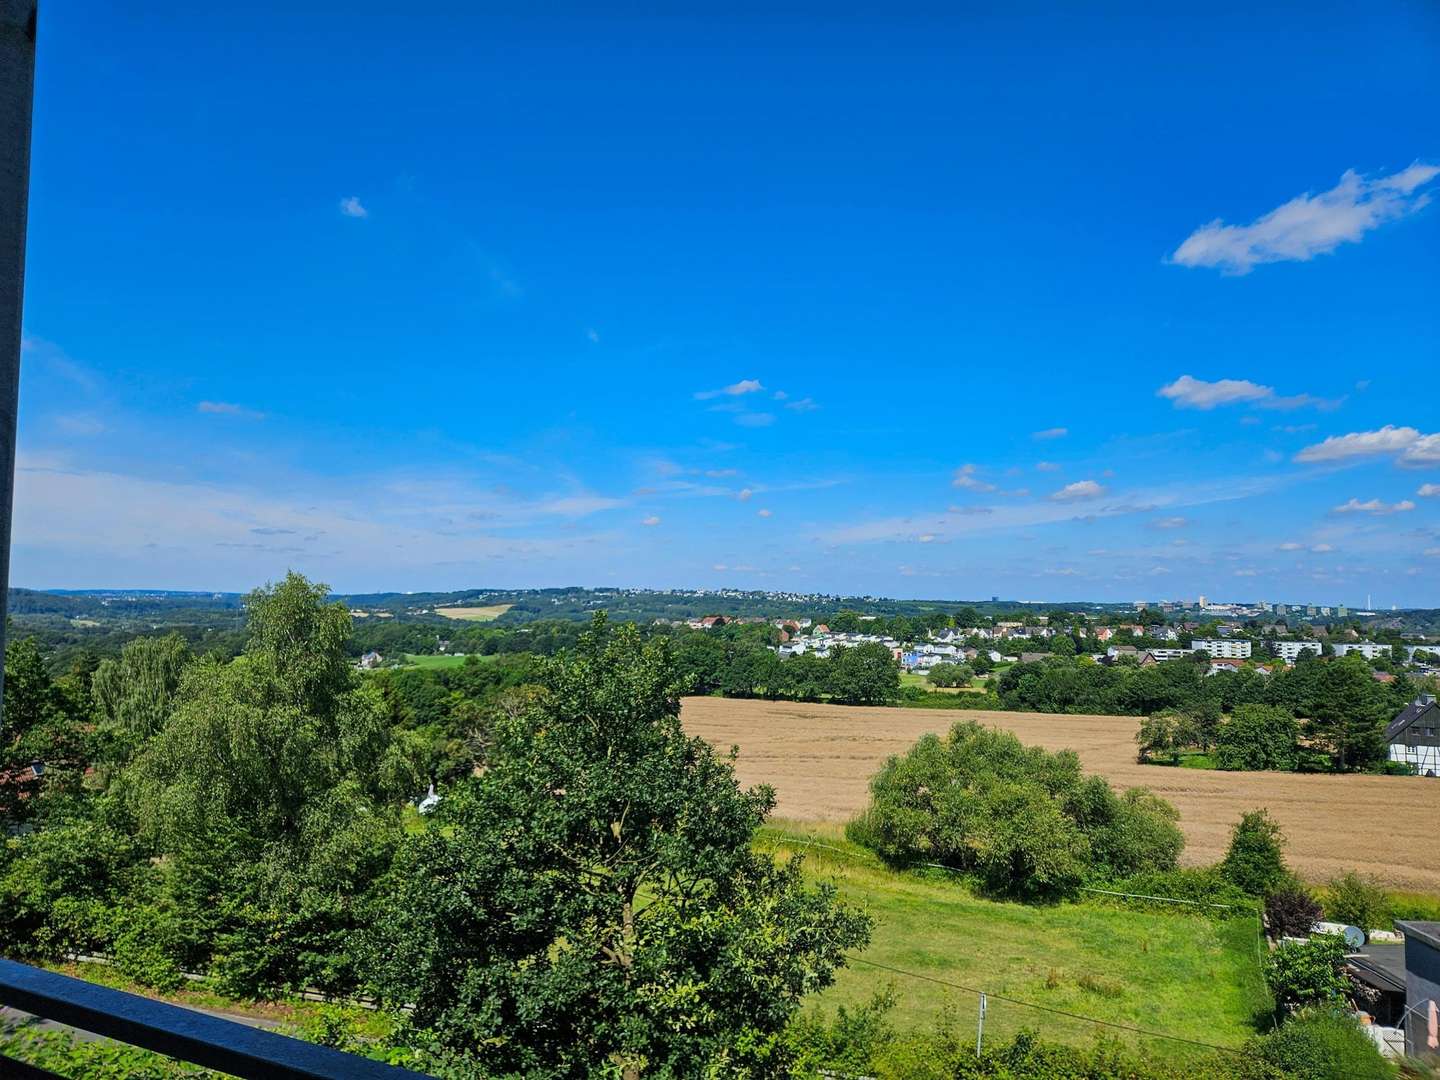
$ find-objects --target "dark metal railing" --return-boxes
[0,959,434,1079]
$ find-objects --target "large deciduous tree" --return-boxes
[370,616,871,1078]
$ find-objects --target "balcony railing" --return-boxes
[0,958,434,1079]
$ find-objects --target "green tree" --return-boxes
[1306,657,1392,771]
[1,638,89,822]
[1214,705,1300,771]
[1221,809,1289,896]
[827,643,901,705]
[91,633,192,753]
[123,572,405,994]
[369,617,870,1078]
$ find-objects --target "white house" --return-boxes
[1332,642,1391,660]
[1192,638,1251,659]
[1272,640,1323,664]
[1387,696,1439,777]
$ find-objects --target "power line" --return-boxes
[842,956,1248,1055]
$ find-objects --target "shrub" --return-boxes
[1221,810,1289,896]
[1100,867,1254,914]
[1215,705,1300,771]
[851,722,1182,899]
[1252,1008,1394,1080]
[1324,871,1388,932]
[112,904,187,992]
[1265,885,1322,939]
[1264,935,1350,1014]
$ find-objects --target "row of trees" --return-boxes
[1000,654,1412,771]
[674,634,902,705]
[0,578,871,1077]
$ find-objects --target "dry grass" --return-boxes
[683,696,1440,893]
[434,604,513,621]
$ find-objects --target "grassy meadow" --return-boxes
[757,821,1271,1053]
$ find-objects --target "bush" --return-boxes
[850,722,1183,899]
[1264,935,1350,1014]
[1253,1008,1394,1080]
[1214,705,1300,771]
[1324,871,1388,932]
[112,904,187,992]
[1265,886,1322,939]
[1221,810,1289,896]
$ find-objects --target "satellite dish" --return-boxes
[1312,921,1367,948]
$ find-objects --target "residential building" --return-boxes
[1192,638,1251,659]
[1394,921,1440,1057]
[1388,696,1440,777]
[1333,642,1391,660]
[1272,640,1322,664]
[1207,658,1247,676]
[1144,647,1193,661]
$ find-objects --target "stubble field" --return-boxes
[682,696,1440,892]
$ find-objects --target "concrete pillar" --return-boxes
[0,0,37,728]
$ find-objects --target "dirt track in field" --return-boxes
[682,696,1440,893]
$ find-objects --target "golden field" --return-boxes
[682,696,1440,892]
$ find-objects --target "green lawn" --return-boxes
[402,653,476,669]
[757,822,1271,1054]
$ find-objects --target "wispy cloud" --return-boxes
[1032,427,1068,440]
[1169,162,1440,274]
[1152,516,1187,529]
[1035,461,1060,472]
[734,412,775,428]
[1157,374,1338,411]
[339,196,368,219]
[642,515,661,526]
[952,464,997,492]
[756,508,772,518]
[1295,425,1440,466]
[1331,497,1416,516]
[785,397,819,412]
[1050,480,1106,502]
[694,378,764,400]
[1420,484,1440,497]
[585,328,600,344]
[198,401,266,420]
[1277,541,1305,551]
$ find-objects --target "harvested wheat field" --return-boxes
[683,696,1440,893]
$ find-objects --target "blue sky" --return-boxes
[12,2,1440,604]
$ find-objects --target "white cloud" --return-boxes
[1295,425,1440,465]
[918,534,936,543]
[1331,497,1416,515]
[1311,543,1335,553]
[756,508,772,518]
[1050,480,1106,502]
[1035,461,1060,472]
[1419,483,1440,497]
[1156,374,1335,412]
[952,464,997,492]
[1169,163,1440,274]
[1234,569,1258,577]
[1152,516,1188,529]
[339,196,368,218]
[1032,427,1068,440]
[737,488,753,501]
[695,379,764,400]
[198,400,265,420]
[785,397,819,412]
[1158,375,1272,409]
[1277,541,1304,551]
[641,515,661,526]
[585,328,600,344]
[1425,548,1440,558]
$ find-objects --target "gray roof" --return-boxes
[1386,699,1438,743]
[1346,943,1407,994]
[1397,920,1440,953]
